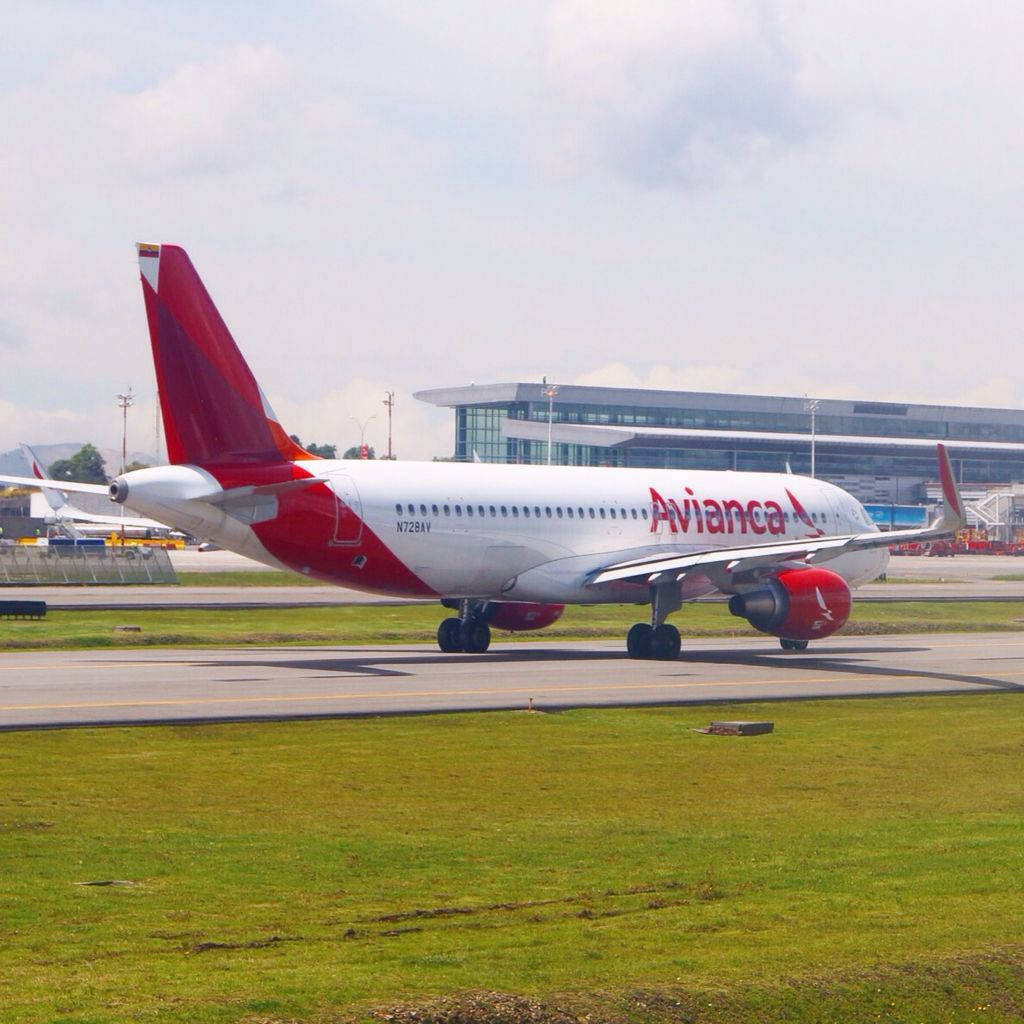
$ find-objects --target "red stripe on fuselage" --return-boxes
[207,463,437,597]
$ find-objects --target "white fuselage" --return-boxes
[116,460,889,603]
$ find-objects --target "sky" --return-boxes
[2,1,1023,464]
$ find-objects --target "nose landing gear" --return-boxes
[779,638,809,652]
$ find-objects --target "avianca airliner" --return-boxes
[38,244,966,659]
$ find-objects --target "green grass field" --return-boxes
[175,570,324,586]
[3,599,1024,651]
[2,695,1023,1023]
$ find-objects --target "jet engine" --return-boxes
[487,602,565,632]
[727,567,850,641]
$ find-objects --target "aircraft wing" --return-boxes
[587,443,965,587]
[55,508,167,530]
[0,474,110,496]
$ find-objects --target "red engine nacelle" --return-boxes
[727,567,851,641]
[487,602,565,632]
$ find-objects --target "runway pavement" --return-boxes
[2,631,1022,730]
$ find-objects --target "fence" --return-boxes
[0,545,177,585]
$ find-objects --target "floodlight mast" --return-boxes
[117,387,134,476]
[383,391,395,460]
[542,383,559,466]
[804,398,821,478]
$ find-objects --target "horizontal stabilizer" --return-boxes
[188,476,329,507]
[0,474,110,496]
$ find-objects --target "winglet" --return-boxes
[935,443,966,533]
[19,442,67,511]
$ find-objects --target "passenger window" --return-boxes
[512,506,519,517]
[489,505,496,517]
[609,508,616,519]
[443,504,450,516]
[534,506,541,517]
[641,508,648,520]
[432,504,439,516]
[567,507,574,518]
[600,508,607,519]
[631,508,637,519]
[524,507,530,518]
[556,507,563,518]
[395,503,402,515]
[589,508,595,519]
[501,505,508,516]
[467,505,474,516]
[455,505,462,516]
[545,506,552,517]
[407,503,415,516]
[579,507,585,518]
[420,504,427,516]
[478,505,485,517]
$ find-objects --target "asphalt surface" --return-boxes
[2,631,1022,730]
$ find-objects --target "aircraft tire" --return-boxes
[437,617,463,653]
[461,620,491,654]
[651,623,681,661]
[779,638,809,652]
[627,622,653,659]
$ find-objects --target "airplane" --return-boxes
[0,443,172,538]
[44,243,966,659]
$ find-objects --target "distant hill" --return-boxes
[0,443,159,479]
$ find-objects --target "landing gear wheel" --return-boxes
[460,620,491,654]
[651,623,681,660]
[438,617,463,653]
[780,638,809,652]
[627,622,653,659]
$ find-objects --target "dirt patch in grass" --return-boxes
[361,947,1024,1024]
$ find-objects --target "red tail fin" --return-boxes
[137,243,311,466]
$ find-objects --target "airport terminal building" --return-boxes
[414,382,1024,506]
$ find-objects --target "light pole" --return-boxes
[350,415,376,459]
[116,386,135,475]
[804,398,820,478]
[542,383,558,466]
[382,391,395,460]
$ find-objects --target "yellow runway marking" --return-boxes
[1,670,1014,714]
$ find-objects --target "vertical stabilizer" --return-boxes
[20,443,67,511]
[137,244,313,467]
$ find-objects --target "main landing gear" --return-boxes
[627,578,683,661]
[437,599,491,654]
[779,638,809,652]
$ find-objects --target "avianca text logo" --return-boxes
[649,487,786,536]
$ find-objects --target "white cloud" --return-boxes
[270,379,452,462]
[111,44,294,180]
[541,0,830,188]
[573,361,751,393]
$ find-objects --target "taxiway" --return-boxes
[2,631,1021,730]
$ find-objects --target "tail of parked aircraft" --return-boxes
[20,442,68,512]
[137,244,313,467]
